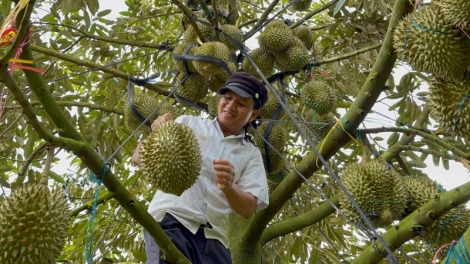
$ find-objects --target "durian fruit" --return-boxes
[260,88,283,119]
[301,80,336,114]
[172,43,198,73]
[293,24,313,49]
[156,98,183,120]
[175,73,208,103]
[182,18,216,44]
[268,182,279,194]
[401,175,443,214]
[219,24,244,52]
[393,5,470,80]
[436,0,470,29]
[0,183,70,264]
[252,121,287,152]
[274,37,310,72]
[304,109,336,140]
[207,93,222,117]
[427,206,470,245]
[140,121,202,196]
[262,152,285,175]
[428,77,470,138]
[288,0,313,12]
[241,47,275,80]
[339,160,407,227]
[124,93,159,131]
[192,41,232,76]
[257,20,294,52]
[208,61,236,92]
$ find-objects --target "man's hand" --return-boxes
[213,159,235,192]
[131,113,173,166]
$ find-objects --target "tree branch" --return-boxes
[353,181,470,263]
[395,155,411,175]
[289,0,339,29]
[244,0,280,39]
[70,191,116,217]
[171,0,206,42]
[0,113,23,138]
[396,144,457,161]
[316,43,382,65]
[16,141,47,178]
[260,193,340,245]
[5,101,123,115]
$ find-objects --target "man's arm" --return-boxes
[213,159,257,219]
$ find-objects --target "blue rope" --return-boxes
[85,163,108,264]
[453,93,470,132]
[445,235,470,264]
[438,208,461,244]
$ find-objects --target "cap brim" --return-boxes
[217,84,253,98]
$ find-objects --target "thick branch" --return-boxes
[260,193,340,245]
[290,0,339,29]
[4,100,123,115]
[71,191,117,217]
[30,44,170,95]
[316,43,382,65]
[353,181,470,263]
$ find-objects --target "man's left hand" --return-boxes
[213,159,235,192]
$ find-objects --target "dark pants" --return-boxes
[143,214,232,264]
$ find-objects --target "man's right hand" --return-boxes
[131,113,173,166]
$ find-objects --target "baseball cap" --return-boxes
[217,72,268,109]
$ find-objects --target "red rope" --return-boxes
[432,240,457,263]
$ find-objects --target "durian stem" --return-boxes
[39,146,54,185]
[289,0,339,29]
[226,0,238,25]
[211,0,219,40]
[395,155,411,175]
[243,0,280,39]
[460,158,470,171]
[171,0,207,42]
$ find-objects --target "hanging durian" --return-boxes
[393,5,470,80]
[124,93,159,132]
[0,183,70,264]
[192,41,232,76]
[260,87,284,119]
[303,109,336,140]
[274,37,310,71]
[172,43,198,74]
[175,73,208,103]
[288,0,313,12]
[241,47,275,80]
[219,24,244,52]
[435,0,470,29]
[140,121,202,196]
[301,80,337,114]
[251,121,287,152]
[292,24,313,49]
[257,20,294,52]
[155,98,183,120]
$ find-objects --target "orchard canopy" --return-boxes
[1,0,470,263]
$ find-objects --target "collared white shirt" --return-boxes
[147,115,269,248]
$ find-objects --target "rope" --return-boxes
[445,235,470,264]
[438,207,461,244]
[85,162,109,264]
[453,93,470,132]
[300,85,330,113]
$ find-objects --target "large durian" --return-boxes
[293,24,313,49]
[241,47,275,80]
[140,121,202,196]
[288,0,313,12]
[257,20,294,52]
[274,37,310,71]
[252,121,287,152]
[340,160,407,227]
[401,175,443,214]
[393,5,470,80]
[182,18,215,43]
[436,0,470,29]
[304,109,336,140]
[427,206,470,246]
[172,43,198,73]
[175,73,208,103]
[0,183,70,264]
[301,80,337,114]
[124,93,159,131]
[262,152,285,175]
[428,77,470,137]
[155,98,183,120]
[220,24,244,52]
[192,41,232,76]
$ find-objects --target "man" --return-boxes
[132,72,270,263]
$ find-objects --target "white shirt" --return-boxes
[147,115,269,248]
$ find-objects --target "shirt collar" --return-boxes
[213,118,247,146]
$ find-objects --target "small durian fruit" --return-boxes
[257,20,294,52]
[241,47,275,80]
[261,152,285,175]
[156,98,183,120]
[252,121,287,152]
[175,73,208,103]
[192,41,232,76]
[140,121,202,196]
[339,160,407,227]
[428,77,470,138]
[401,175,444,213]
[304,109,336,140]
[293,24,313,49]
[124,93,159,132]
[274,37,310,72]
[172,43,198,73]
[393,5,470,80]
[301,80,336,114]
[288,0,313,12]
[436,0,470,29]
[260,88,283,119]
[426,206,470,246]
[207,93,222,117]
[220,24,244,52]
[182,18,216,43]
[0,183,70,264]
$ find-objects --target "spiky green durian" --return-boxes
[301,80,336,114]
[275,37,310,71]
[241,47,275,80]
[288,0,313,12]
[304,109,336,140]
[0,184,70,264]
[172,43,198,73]
[257,20,294,52]
[182,18,216,43]
[293,24,313,49]
[252,121,287,152]
[262,152,285,175]
[340,160,407,227]
[220,24,244,52]
[428,77,470,137]
[192,41,232,76]
[393,5,470,80]
[140,121,202,196]
[175,73,208,103]
[155,98,183,120]
[401,175,444,213]
[260,88,283,119]
[427,206,470,246]
[124,93,159,131]
[436,0,470,29]
[207,94,222,117]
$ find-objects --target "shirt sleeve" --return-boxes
[236,147,269,211]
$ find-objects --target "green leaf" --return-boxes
[0,177,10,188]
[49,171,66,184]
[333,0,347,16]
[97,9,112,17]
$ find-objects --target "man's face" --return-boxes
[217,90,260,135]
